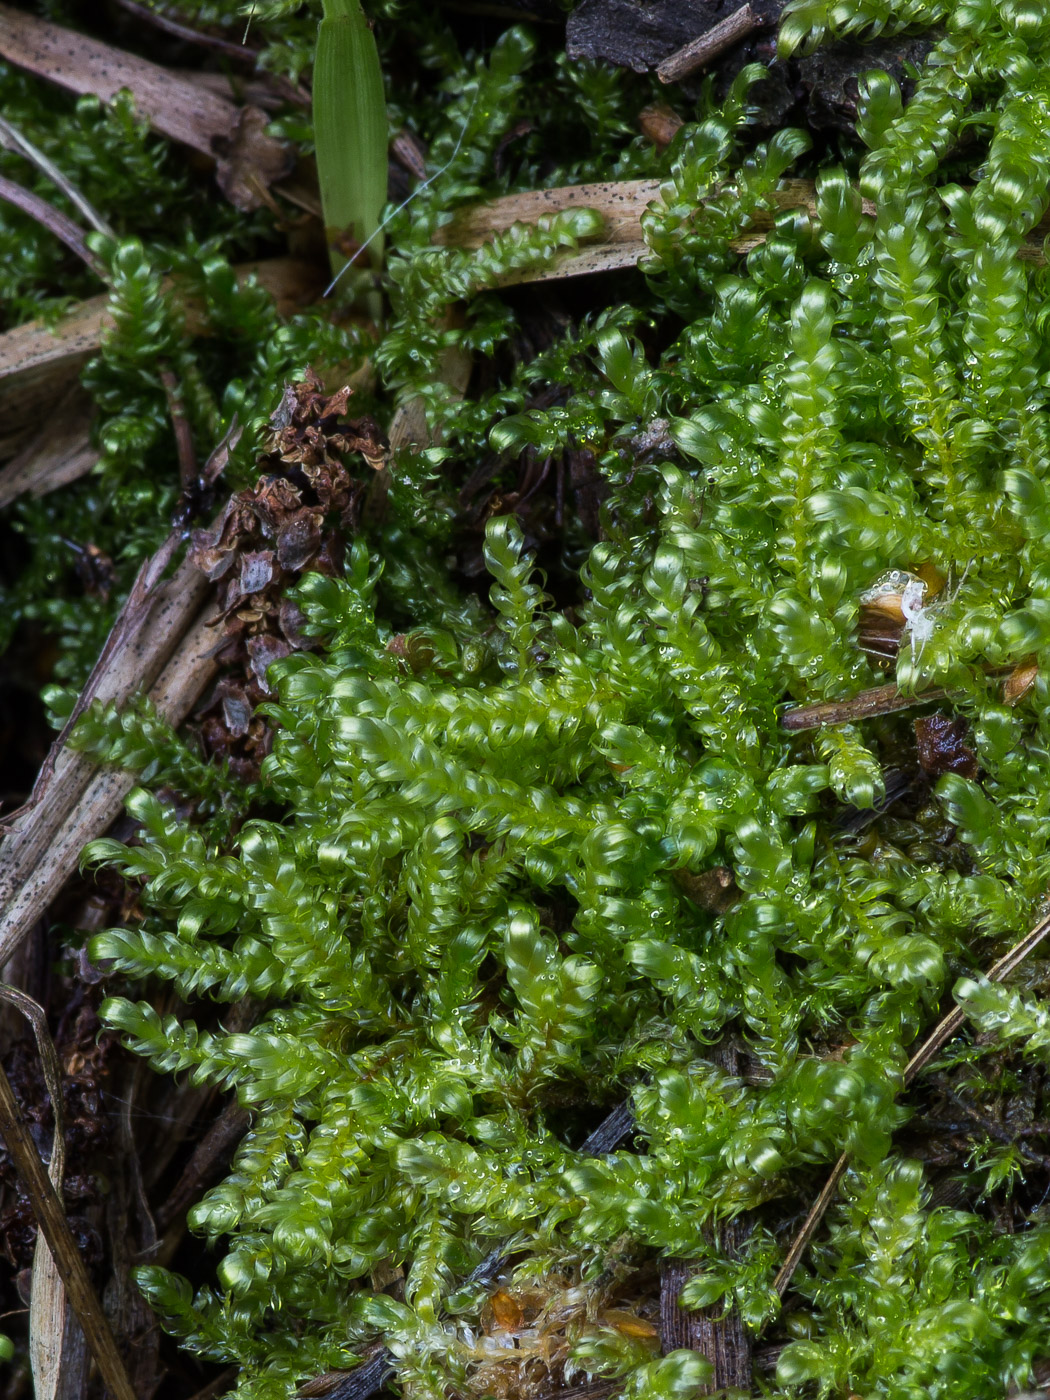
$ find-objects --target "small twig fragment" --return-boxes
[160,366,198,490]
[780,682,947,731]
[657,5,761,84]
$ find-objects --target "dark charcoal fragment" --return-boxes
[567,0,780,73]
[798,34,934,132]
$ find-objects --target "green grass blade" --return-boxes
[313,0,387,285]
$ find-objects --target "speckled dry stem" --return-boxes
[437,176,1050,287]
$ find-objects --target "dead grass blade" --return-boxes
[0,0,233,155]
[0,546,219,967]
[0,384,97,509]
[0,3,311,214]
[27,522,188,809]
[0,256,322,468]
[774,907,1050,1299]
[434,177,835,283]
[0,113,113,236]
[434,176,663,280]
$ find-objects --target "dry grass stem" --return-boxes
[774,907,1050,1299]
[0,174,103,275]
[0,113,113,236]
[0,985,79,1400]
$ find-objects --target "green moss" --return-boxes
[4,0,1050,1395]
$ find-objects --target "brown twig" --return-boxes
[774,908,1050,1298]
[780,681,947,731]
[0,1058,136,1400]
[0,174,103,276]
[657,5,761,84]
[161,366,198,490]
[155,1098,251,1233]
[115,0,260,64]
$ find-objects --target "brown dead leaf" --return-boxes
[1003,660,1039,706]
[213,105,296,213]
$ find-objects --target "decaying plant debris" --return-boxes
[7,1,1050,1399]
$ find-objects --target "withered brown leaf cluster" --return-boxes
[188,370,386,779]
